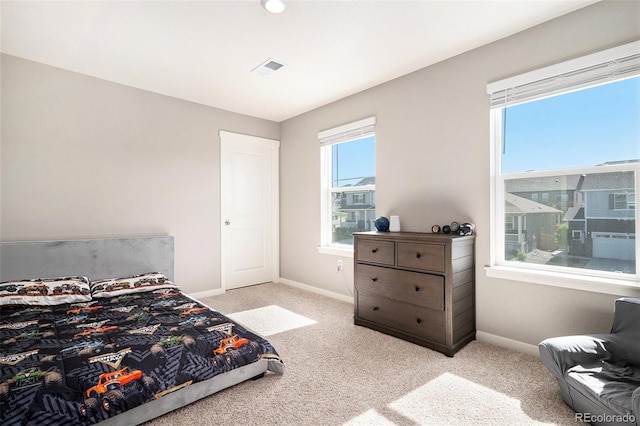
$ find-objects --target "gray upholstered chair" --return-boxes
[539,297,640,426]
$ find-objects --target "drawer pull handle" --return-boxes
[415,286,420,292]
[416,253,422,259]
[371,277,378,282]
[371,248,379,253]
[416,318,422,324]
[372,306,379,311]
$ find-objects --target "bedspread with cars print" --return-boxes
[0,289,283,425]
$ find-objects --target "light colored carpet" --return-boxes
[145,282,576,426]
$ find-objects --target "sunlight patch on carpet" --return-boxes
[343,409,396,426]
[227,305,316,336]
[387,372,552,426]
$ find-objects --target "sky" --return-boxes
[501,76,640,174]
[332,135,375,187]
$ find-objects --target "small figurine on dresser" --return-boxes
[432,221,475,236]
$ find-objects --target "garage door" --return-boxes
[592,233,636,260]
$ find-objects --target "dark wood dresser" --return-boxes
[353,231,475,356]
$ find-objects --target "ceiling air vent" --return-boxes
[252,58,285,77]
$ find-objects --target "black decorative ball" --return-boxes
[442,225,451,234]
[374,217,390,232]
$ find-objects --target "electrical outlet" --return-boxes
[337,259,343,272]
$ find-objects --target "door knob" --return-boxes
[225,220,231,226]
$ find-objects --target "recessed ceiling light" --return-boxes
[261,0,286,14]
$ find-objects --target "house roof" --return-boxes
[354,177,375,186]
[505,193,562,215]
[580,171,635,191]
[505,175,583,192]
[506,170,636,193]
[564,206,585,221]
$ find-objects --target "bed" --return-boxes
[0,236,284,425]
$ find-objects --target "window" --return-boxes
[352,193,366,204]
[319,117,376,252]
[487,41,640,288]
[612,193,635,210]
[505,216,515,231]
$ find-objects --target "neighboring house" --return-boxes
[567,171,636,261]
[332,176,376,232]
[564,206,587,256]
[504,193,562,256]
[506,175,584,212]
[506,170,636,261]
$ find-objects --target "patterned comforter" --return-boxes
[0,288,283,425]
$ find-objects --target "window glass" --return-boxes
[498,77,639,276]
[327,136,375,246]
[501,77,640,174]
[504,172,636,273]
[332,137,375,188]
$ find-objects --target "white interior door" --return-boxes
[220,131,279,290]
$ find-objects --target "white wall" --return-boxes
[279,0,640,347]
[0,55,279,294]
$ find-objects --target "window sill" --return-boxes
[317,246,354,258]
[485,265,640,297]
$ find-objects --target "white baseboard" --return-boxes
[476,331,539,357]
[278,278,354,304]
[188,288,225,299]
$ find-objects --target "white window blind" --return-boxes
[487,40,640,108]
[318,116,376,146]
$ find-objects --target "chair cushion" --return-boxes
[566,361,640,415]
[610,298,640,364]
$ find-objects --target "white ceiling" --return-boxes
[1,0,598,122]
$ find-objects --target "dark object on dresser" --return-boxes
[539,298,640,426]
[374,216,390,232]
[353,231,475,357]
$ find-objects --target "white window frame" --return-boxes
[318,117,376,257]
[486,41,640,295]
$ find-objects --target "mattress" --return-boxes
[0,273,284,425]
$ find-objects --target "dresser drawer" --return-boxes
[397,242,445,272]
[356,240,395,265]
[357,291,445,344]
[355,264,444,311]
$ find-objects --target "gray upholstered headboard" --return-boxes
[0,236,174,282]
